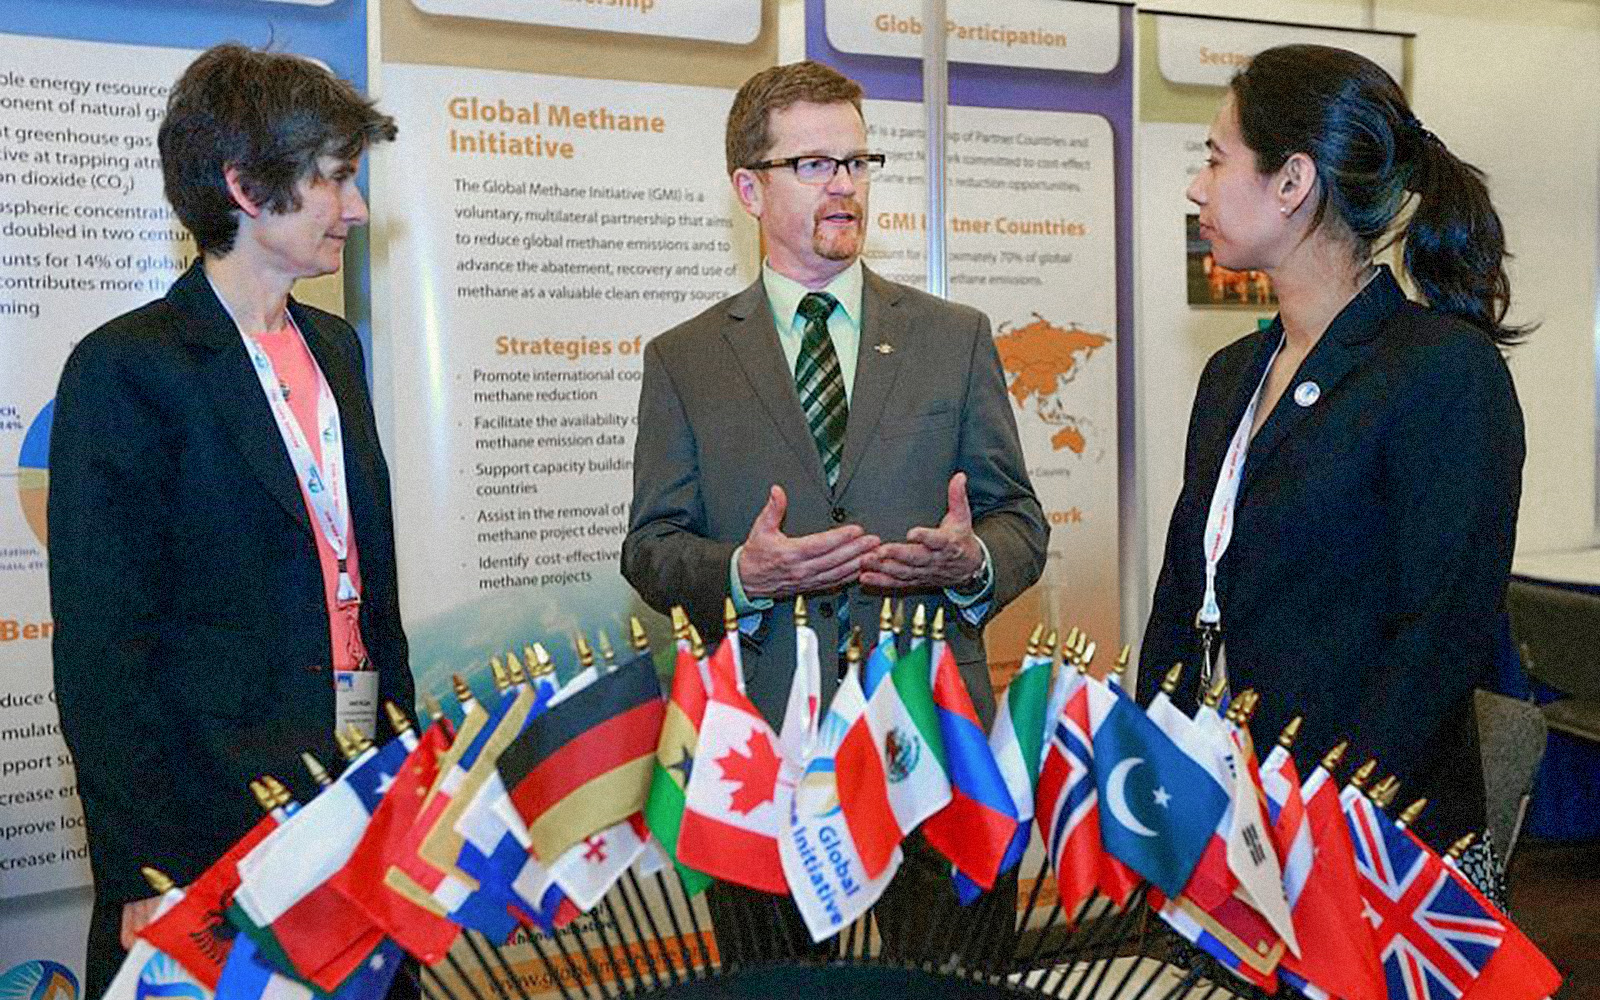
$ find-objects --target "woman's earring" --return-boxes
[1280,205,1290,215]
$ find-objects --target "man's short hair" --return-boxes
[158,44,397,256]
[725,61,864,176]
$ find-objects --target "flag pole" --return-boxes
[614,874,676,987]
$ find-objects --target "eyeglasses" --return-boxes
[744,154,887,185]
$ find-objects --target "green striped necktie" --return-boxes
[795,291,849,487]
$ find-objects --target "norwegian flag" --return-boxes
[1341,789,1506,1000]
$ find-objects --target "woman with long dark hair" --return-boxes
[1139,44,1525,896]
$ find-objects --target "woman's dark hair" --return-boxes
[158,44,397,257]
[1232,44,1527,345]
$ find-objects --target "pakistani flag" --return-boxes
[643,637,716,894]
[835,638,950,879]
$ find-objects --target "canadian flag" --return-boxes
[676,659,796,894]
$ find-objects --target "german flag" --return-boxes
[498,652,664,862]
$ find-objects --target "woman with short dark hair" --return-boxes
[1139,43,1524,897]
[49,44,410,993]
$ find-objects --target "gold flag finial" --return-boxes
[932,606,948,642]
[1063,627,1081,660]
[892,600,906,635]
[846,628,864,666]
[263,775,292,808]
[304,752,334,787]
[142,866,176,895]
[597,631,617,664]
[1377,778,1401,809]
[1322,740,1349,772]
[347,723,374,753]
[911,604,927,639]
[671,606,690,641]
[723,597,738,633]
[423,694,444,722]
[333,729,356,761]
[452,674,473,705]
[1446,832,1477,861]
[1367,774,1394,803]
[575,634,595,670]
[1399,798,1428,828]
[529,643,554,678]
[1202,670,1227,708]
[1278,716,1303,749]
[1235,690,1260,723]
[1027,624,1044,658]
[1161,663,1184,695]
[490,656,509,693]
[1043,629,1059,658]
[879,598,894,634]
[689,624,706,661]
[1350,759,1378,791]
[506,649,528,686]
[1117,644,1131,671]
[250,779,274,813]
[386,702,412,736]
[521,645,552,679]
[630,616,650,653]
[794,596,808,628]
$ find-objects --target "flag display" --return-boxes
[113,619,1560,987]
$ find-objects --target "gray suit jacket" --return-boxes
[622,268,1047,726]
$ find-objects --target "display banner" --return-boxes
[376,64,760,706]
[1132,11,1411,583]
[825,0,1121,74]
[0,0,368,909]
[374,5,770,995]
[808,0,1133,692]
[410,0,762,43]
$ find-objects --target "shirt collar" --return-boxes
[762,259,864,331]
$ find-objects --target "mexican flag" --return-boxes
[835,637,950,879]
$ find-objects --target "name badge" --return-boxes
[334,669,379,739]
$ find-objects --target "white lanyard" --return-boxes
[1197,338,1283,634]
[239,318,359,605]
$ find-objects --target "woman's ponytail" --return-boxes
[1401,126,1525,346]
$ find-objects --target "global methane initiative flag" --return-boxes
[781,652,899,941]
[1088,681,1228,897]
[499,652,665,862]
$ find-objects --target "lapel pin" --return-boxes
[1293,381,1320,407]
[874,342,894,355]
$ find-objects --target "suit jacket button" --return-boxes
[831,507,847,523]
[818,602,835,620]
[305,663,328,673]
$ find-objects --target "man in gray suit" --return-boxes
[622,60,1046,956]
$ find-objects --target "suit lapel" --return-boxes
[721,279,830,495]
[169,264,311,535]
[1240,269,1401,497]
[834,269,905,498]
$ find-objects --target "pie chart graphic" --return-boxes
[17,400,52,549]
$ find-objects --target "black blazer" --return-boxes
[49,262,413,905]
[1139,268,1523,849]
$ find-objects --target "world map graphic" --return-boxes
[993,314,1112,454]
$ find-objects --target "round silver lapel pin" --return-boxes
[1294,381,1321,407]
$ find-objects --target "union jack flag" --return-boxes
[1342,790,1505,1000]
